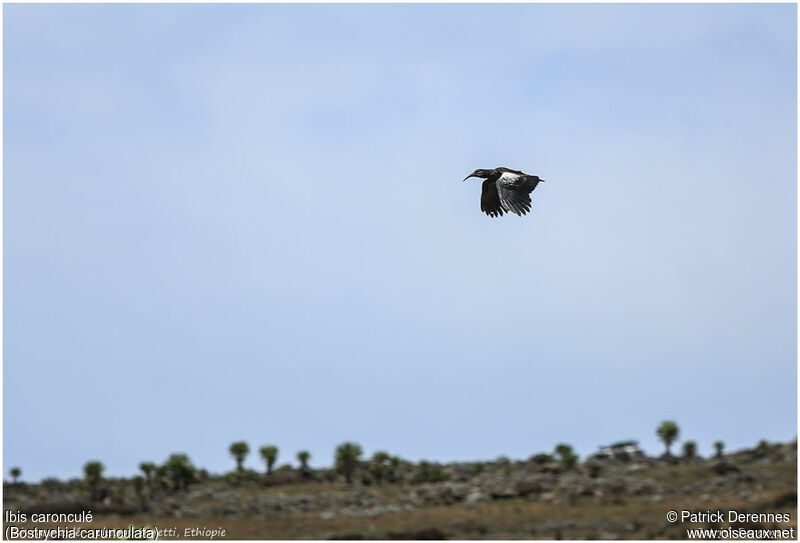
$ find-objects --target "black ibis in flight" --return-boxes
[463,167,544,217]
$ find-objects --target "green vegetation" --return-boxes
[163,453,196,491]
[656,421,680,456]
[555,444,578,468]
[83,460,104,496]
[297,450,311,476]
[369,451,389,483]
[414,460,449,483]
[229,441,250,473]
[387,456,408,483]
[529,453,555,465]
[132,475,146,509]
[585,460,603,478]
[335,442,363,484]
[139,462,156,484]
[84,460,104,482]
[13,420,790,505]
[259,445,279,475]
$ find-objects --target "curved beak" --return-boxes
[463,174,474,182]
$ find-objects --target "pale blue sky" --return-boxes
[4,3,796,481]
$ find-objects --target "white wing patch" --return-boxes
[497,172,523,185]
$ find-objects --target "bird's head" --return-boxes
[463,168,492,181]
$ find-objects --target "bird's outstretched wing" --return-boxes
[496,172,542,216]
[480,179,505,217]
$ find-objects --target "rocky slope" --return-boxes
[6,442,795,518]
[4,441,796,539]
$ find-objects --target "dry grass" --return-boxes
[15,489,796,540]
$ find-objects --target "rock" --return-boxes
[465,490,487,504]
[712,462,740,475]
[410,482,470,505]
[290,496,313,512]
[513,474,553,496]
[489,485,517,499]
[537,463,564,474]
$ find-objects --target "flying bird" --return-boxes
[463,167,545,217]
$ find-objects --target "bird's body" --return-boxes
[463,167,544,217]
